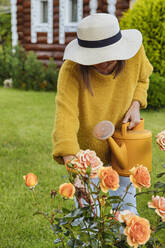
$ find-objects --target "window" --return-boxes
[69,0,78,23]
[59,0,83,44]
[31,0,53,44]
[65,0,78,26]
[40,0,48,23]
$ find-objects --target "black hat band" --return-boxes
[77,30,122,48]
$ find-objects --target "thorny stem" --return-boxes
[114,183,132,214]
[31,190,65,247]
[31,188,40,210]
[87,179,98,217]
[34,211,52,223]
[58,233,65,248]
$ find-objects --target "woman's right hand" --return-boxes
[63,155,75,164]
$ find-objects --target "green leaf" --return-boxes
[86,166,91,177]
[67,162,74,168]
[71,216,84,227]
[54,238,61,244]
[79,231,90,240]
[58,218,68,225]
[64,230,70,236]
[67,238,85,248]
[125,203,134,207]
[53,224,62,233]
[155,222,165,232]
[67,239,75,247]
[62,207,71,214]
[65,207,89,218]
[154,182,165,188]
[157,172,165,178]
[135,190,156,196]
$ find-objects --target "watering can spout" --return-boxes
[93,120,128,170]
[108,137,128,169]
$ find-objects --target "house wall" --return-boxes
[16,0,130,66]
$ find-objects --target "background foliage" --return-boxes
[0,45,59,91]
[120,0,165,109]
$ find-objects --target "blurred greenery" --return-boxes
[0,0,10,6]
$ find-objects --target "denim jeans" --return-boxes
[74,176,138,216]
[109,176,138,215]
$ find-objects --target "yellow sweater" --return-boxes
[52,45,153,165]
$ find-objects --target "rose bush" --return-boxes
[24,129,165,247]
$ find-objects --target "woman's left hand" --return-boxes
[122,100,140,129]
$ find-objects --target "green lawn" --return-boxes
[0,87,165,248]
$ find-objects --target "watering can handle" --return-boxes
[122,119,144,136]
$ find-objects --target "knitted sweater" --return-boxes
[52,45,153,165]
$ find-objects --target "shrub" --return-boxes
[44,58,59,91]
[120,0,165,76]
[147,73,165,109]
[10,45,27,89]
[24,51,45,91]
[0,47,11,85]
[0,45,59,91]
[0,12,11,50]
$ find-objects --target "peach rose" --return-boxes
[118,210,135,223]
[156,130,165,151]
[124,215,151,248]
[129,165,151,192]
[98,166,119,193]
[68,149,103,178]
[148,195,165,221]
[23,173,37,189]
[59,183,75,199]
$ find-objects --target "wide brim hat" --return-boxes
[63,13,142,65]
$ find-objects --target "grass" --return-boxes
[0,87,165,247]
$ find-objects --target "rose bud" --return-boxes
[59,183,75,199]
[23,173,37,189]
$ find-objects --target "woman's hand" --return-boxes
[63,155,75,163]
[122,100,140,129]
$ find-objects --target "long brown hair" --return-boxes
[79,61,125,96]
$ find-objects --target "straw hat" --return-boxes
[63,13,142,65]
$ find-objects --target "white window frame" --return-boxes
[10,0,18,49]
[65,0,79,30]
[107,0,117,16]
[89,0,98,14]
[31,0,53,44]
[59,0,83,44]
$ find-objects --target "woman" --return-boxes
[52,13,153,214]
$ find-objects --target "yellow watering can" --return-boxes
[93,119,152,176]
